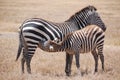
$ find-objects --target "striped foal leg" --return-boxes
[91,49,98,73]
[97,45,104,71]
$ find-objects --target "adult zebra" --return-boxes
[16,5,106,75]
[42,25,105,76]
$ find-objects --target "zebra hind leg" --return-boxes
[21,56,25,73]
[91,49,98,73]
[21,48,26,73]
[26,46,37,74]
[26,55,32,74]
[21,47,36,74]
[99,53,104,71]
[97,47,104,71]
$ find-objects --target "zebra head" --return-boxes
[88,11,106,31]
[66,5,98,28]
[66,5,106,31]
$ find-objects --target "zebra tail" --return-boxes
[16,27,23,61]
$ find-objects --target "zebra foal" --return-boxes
[43,25,105,75]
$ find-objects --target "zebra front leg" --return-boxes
[75,53,80,68]
[75,53,81,76]
[92,50,98,73]
[65,53,73,76]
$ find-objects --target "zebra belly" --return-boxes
[79,43,94,53]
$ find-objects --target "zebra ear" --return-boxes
[89,5,97,11]
[92,5,97,11]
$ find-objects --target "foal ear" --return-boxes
[91,5,97,11]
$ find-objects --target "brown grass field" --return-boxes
[0,0,120,80]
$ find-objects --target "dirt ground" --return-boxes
[0,0,120,80]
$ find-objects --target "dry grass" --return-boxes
[0,0,120,80]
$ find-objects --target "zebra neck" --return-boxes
[66,17,80,29]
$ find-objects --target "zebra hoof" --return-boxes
[65,70,71,76]
[66,73,71,76]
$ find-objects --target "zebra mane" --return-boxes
[78,5,97,14]
[66,5,97,21]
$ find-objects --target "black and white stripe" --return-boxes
[16,5,106,74]
[45,25,105,75]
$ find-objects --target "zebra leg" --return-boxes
[97,46,104,71]
[75,53,80,69]
[25,48,36,74]
[75,53,81,75]
[65,53,73,76]
[21,57,25,73]
[68,54,73,76]
[100,54,104,71]
[65,53,70,76]
[21,48,26,73]
[92,49,98,73]
[22,46,36,74]
[26,54,32,74]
